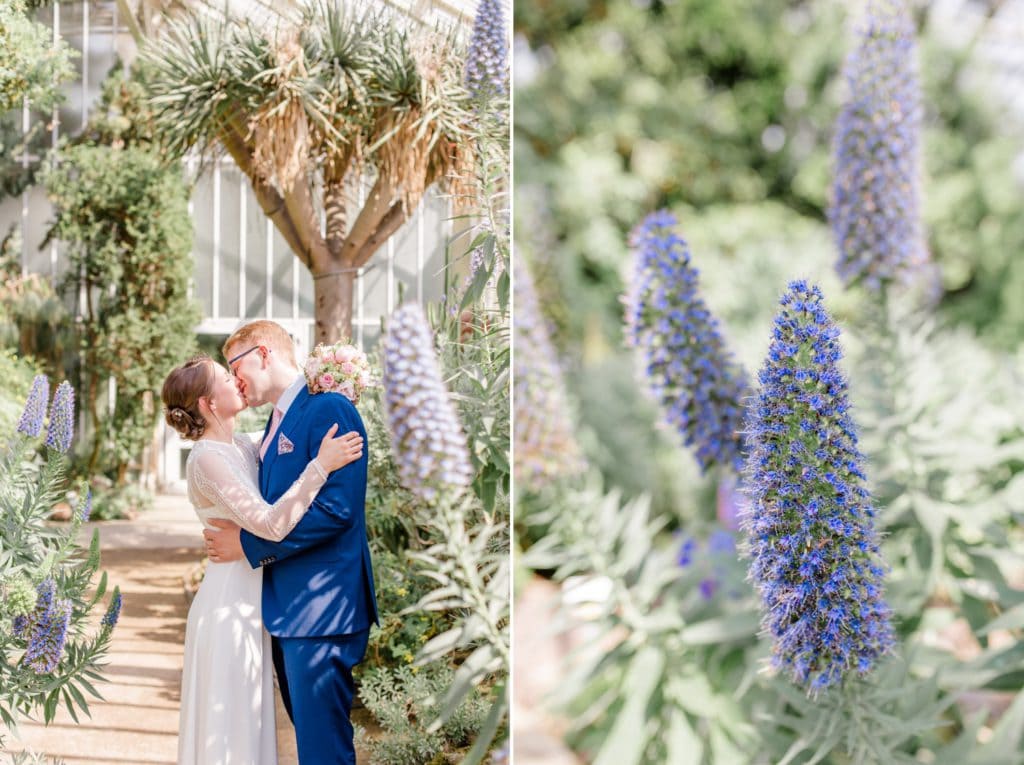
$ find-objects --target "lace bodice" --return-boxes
[185,434,328,542]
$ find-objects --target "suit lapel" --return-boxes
[261,387,311,496]
[258,409,274,496]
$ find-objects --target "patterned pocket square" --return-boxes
[277,433,294,455]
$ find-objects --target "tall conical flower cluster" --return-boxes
[45,380,75,453]
[21,578,72,674]
[382,303,474,503]
[465,0,508,101]
[513,259,586,489]
[78,490,92,523]
[17,375,49,438]
[829,0,926,291]
[625,210,749,474]
[742,281,894,692]
[102,588,122,630]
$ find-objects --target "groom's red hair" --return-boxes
[223,320,297,366]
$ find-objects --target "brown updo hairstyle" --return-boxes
[162,355,217,441]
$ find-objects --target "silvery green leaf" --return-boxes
[665,707,703,765]
[592,645,665,765]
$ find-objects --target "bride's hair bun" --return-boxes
[161,356,215,441]
[166,406,205,441]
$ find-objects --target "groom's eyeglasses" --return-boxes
[227,345,264,375]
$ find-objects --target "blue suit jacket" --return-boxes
[241,386,379,638]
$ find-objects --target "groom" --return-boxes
[203,320,378,765]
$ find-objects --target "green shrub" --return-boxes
[355,664,491,765]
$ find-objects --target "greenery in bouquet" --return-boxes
[0,376,121,746]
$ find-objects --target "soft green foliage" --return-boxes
[515,0,1024,352]
[523,486,758,764]
[354,664,491,765]
[362,548,448,670]
[0,0,76,200]
[87,482,154,522]
[852,319,1024,619]
[40,64,199,482]
[377,91,510,761]
[0,378,120,747]
[0,351,42,436]
[515,0,1024,760]
[0,0,76,113]
[0,230,71,376]
[359,387,419,552]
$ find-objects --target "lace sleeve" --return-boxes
[191,446,329,542]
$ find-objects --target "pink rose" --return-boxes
[319,373,335,389]
[336,347,355,363]
[341,361,356,376]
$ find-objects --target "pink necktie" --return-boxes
[260,407,283,461]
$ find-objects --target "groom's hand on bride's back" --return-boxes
[204,519,243,563]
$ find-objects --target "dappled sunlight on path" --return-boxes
[4,495,310,764]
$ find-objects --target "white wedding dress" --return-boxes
[178,435,328,765]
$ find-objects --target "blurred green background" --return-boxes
[514,0,1024,519]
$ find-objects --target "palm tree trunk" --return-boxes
[314,267,356,344]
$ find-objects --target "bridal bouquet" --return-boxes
[304,341,374,404]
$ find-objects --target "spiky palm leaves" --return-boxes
[145,4,474,209]
[144,2,482,341]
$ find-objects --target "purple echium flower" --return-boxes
[465,0,508,101]
[513,259,586,489]
[676,536,697,567]
[78,490,92,523]
[24,597,72,674]
[17,375,49,438]
[12,614,29,638]
[742,281,894,693]
[381,303,474,503]
[829,0,926,292]
[625,210,749,474]
[45,380,75,453]
[102,589,122,630]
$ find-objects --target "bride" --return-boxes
[161,355,363,765]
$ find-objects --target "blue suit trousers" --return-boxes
[273,629,370,765]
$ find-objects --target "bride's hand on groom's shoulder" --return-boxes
[316,424,363,473]
[204,519,243,563]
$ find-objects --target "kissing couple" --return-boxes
[161,320,378,765]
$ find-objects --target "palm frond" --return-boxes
[142,14,240,160]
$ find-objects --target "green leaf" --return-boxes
[592,645,665,765]
[458,684,508,765]
[460,262,491,311]
[678,611,760,646]
[978,603,1024,635]
[665,708,703,765]
[974,689,1024,759]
